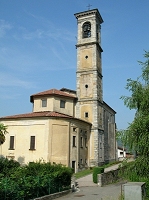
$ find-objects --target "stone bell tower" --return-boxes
[74,9,104,166]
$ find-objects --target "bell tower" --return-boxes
[74,9,104,166]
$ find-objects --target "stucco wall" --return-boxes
[1,117,91,170]
[33,96,74,117]
[49,121,69,166]
[33,98,54,112]
[1,119,49,164]
[53,97,74,116]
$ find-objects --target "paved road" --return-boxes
[56,164,126,200]
[57,181,124,200]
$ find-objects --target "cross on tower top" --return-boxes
[87,4,92,10]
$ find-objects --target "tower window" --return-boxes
[96,24,99,41]
[82,22,91,38]
[85,112,88,118]
[73,136,76,147]
[85,84,88,88]
[80,137,83,147]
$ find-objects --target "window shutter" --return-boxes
[30,136,35,150]
[9,136,14,149]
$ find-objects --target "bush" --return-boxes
[0,160,73,199]
[93,167,104,183]
[0,157,20,177]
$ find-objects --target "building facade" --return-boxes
[0,9,116,171]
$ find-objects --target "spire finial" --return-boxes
[87,4,92,10]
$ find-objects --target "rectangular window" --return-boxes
[85,137,87,148]
[60,100,65,108]
[42,99,47,107]
[85,112,88,118]
[9,136,14,150]
[73,136,76,147]
[80,137,83,148]
[30,136,35,150]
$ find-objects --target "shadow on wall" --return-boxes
[17,156,25,165]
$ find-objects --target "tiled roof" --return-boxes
[0,111,91,124]
[0,111,73,119]
[30,89,77,102]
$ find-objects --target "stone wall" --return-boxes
[98,168,120,186]
[34,189,72,200]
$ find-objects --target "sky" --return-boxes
[0,0,149,130]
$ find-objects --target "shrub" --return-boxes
[93,167,104,183]
[0,160,73,199]
[0,157,20,177]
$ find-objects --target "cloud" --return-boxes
[15,12,76,43]
[0,13,76,75]
[0,72,36,89]
[0,20,12,37]
[22,29,44,40]
[0,92,21,100]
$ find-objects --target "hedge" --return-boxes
[93,167,104,183]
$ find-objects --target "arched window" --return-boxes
[82,22,91,38]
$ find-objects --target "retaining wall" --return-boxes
[98,168,120,186]
[34,189,72,200]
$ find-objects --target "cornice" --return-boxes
[74,9,103,24]
[76,42,103,52]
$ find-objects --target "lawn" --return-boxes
[74,169,93,179]
[74,161,122,179]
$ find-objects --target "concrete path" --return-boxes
[57,181,125,200]
[104,163,121,172]
[75,173,96,187]
[75,163,122,187]
[56,164,126,200]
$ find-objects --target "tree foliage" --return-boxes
[116,129,127,146]
[120,51,149,176]
[0,123,8,145]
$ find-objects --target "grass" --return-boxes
[102,160,122,168]
[74,169,93,179]
[74,161,122,179]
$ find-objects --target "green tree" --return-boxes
[116,129,127,157]
[121,51,149,176]
[0,123,8,145]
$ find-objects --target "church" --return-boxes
[0,9,117,172]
